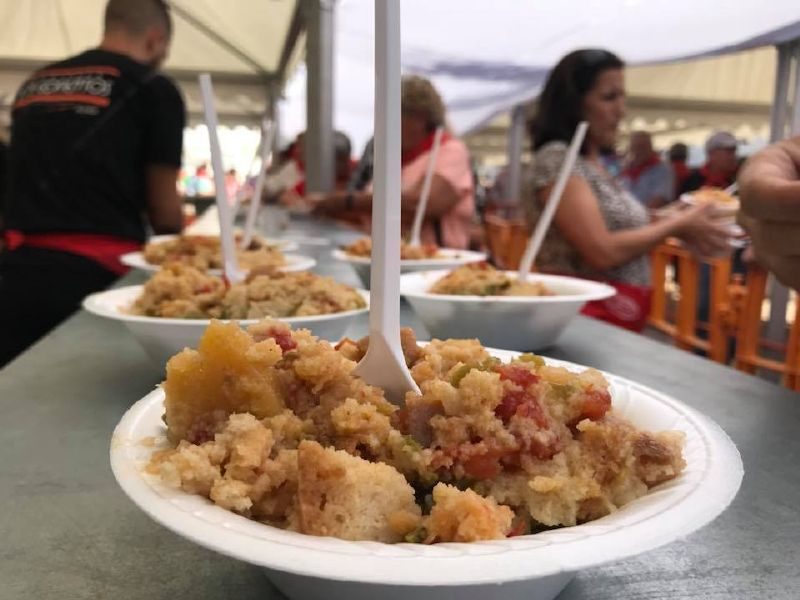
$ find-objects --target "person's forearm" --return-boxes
[400,175,460,218]
[580,216,682,271]
[317,191,372,214]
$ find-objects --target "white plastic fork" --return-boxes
[517,121,588,282]
[352,0,420,404]
[408,125,444,247]
[241,118,274,249]
[198,73,245,284]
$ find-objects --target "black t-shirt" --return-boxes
[4,49,185,242]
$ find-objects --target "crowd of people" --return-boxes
[1,0,798,367]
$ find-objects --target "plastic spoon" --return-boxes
[724,182,738,196]
[241,118,274,248]
[353,0,419,404]
[517,121,588,282]
[198,73,244,284]
[408,125,444,247]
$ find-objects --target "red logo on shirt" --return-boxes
[13,66,118,110]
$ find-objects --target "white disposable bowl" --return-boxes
[150,233,299,252]
[110,349,742,600]
[679,193,739,218]
[332,247,487,288]
[83,286,368,366]
[119,234,315,276]
[121,252,316,276]
[401,270,616,351]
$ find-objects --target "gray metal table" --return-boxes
[1,217,798,600]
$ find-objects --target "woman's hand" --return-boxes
[673,203,732,259]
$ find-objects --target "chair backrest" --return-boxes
[733,266,800,390]
[648,240,731,362]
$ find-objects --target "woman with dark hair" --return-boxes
[526,49,730,331]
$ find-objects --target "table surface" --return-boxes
[1,217,798,600]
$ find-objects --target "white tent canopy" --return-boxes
[279,0,800,152]
[466,47,779,166]
[0,0,304,126]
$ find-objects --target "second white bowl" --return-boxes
[400,270,615,351]
[332,247,487,288]
[83,286,369,366]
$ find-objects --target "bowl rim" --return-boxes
[83,285,370,326]
[147,232,299,250]
[110,347,742,587]
[120,251,317,274]
[400,269,617,304]
[331,247,487,266]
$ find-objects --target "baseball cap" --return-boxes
[705,131,737,152]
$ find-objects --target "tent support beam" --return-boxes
[303,0,335,193]
[276,1,306,83]
[765,41,799,343]
[505,105,526,204]
[171,3,271,79]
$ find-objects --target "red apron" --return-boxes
[580,280,652,332]
[3,230,139,275]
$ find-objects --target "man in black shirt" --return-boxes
[0,0,185,366]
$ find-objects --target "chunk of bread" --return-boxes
[295,441,421,542]
[164,320,286,443]
[425,483,513,542]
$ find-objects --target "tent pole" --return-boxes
[765,42,798,343]
[506,105,526,206]
[768,43,793,142]
[303,0,335,193]
[268,81,280,154]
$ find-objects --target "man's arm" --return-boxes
[145,165,183,234]
[143,76,186,234]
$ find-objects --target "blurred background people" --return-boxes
[525,49,731,331]
[621,130,673,208]
[738,135,800,291]
[0,0,185,366]
[680,131,739,195]
[668,142,690,199]
[276,130,355,206]
[292,75,475,249]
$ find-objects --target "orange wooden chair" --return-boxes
[733,266,800,391]
[484,214,530,270]
[648,240,732,362]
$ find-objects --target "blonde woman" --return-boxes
[299,76,475,249]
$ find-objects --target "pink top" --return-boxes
[401,137,475,249]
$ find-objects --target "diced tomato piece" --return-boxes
[495,388,548,428]
[495,365,539,388]
[527,436,560,460]
[495,389,524,423]
[579,388,611,421]
[257,327,297,352]
[515,398,548,428]
[462,452,502,480]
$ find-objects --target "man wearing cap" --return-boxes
[679,131,739,195]
[679,132,740,351]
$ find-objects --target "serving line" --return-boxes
[0,216,797,600]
